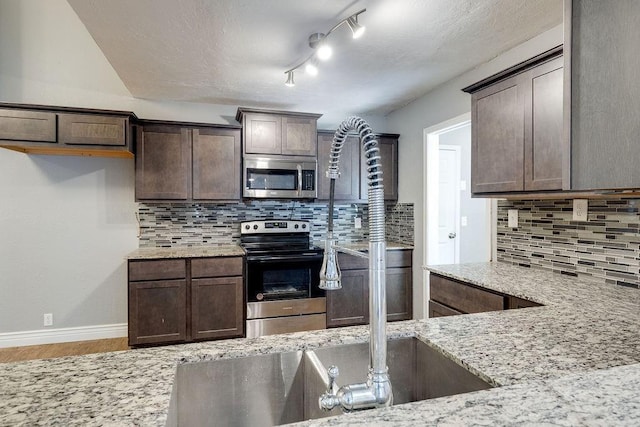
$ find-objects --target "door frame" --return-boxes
[422,113,497,317]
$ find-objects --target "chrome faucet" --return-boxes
[318,116,392,412]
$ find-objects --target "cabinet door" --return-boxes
[191,277,244,340]
[244,113,282,154]
[128,279,187,346]
[326,269,369,327]
[192,128,241,200]
[317,133,360,200]
[282,116,317,156]
[58,114,127,146]
[471,76,525,193]
[135,126,191,200]
[360,136,398,201]
[524,56,563,191]
[0,109,56,142]
[386,267,412,322]
[569,0,640,190]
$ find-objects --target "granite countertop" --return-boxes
[126,244,245,259]
[1,262,639,425]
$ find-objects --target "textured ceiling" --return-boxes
[68,0,562,119]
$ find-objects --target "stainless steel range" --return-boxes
[241,220,326,338]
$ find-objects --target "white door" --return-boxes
[437,145,460,264]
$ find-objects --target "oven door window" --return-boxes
[246,169,298,191]
[246,257,322,302]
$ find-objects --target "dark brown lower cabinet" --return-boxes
[429,273,541,318]
[128,256,244,346]
[191,277,243,340]
[128,279,187,346]
[326,269,369,327]
[326,249,413,328]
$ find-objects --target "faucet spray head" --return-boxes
[319,234,341,290]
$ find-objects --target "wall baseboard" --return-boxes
[0,323,128,348]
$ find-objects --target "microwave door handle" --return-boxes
[297,164,303,197]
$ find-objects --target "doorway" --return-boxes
[423,114,495,316]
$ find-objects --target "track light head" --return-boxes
[346,16,365,39]
[309,33,332,61]
[285,71,295,87]
[305,59,318,76]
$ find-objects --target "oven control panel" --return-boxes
[241,220,309,234]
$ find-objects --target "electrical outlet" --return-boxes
[508,209,518,228]
[573,199,588,221]
[43,313,53,327]
[354,217,362,229]
[461,216,468,227]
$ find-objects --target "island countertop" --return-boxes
[1,262,639,425]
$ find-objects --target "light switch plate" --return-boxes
[460,180,467,191]
[573,199,588,221]
[461,216,468,227]
[508,209,518,228]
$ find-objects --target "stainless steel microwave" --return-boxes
[243,156,317,199]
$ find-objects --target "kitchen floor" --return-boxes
[0,338,129,363]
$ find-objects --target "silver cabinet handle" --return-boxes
[448,232,456,239]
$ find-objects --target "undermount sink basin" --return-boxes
[167,338,492,427]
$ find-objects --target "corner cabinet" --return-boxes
[236,108,321,156]
[463,47,563,195]
[0,103,134,158]
[128,256,244,346]
[326,249,413,327]
[317,131,399,202]
[135,122,241,202]
[428,273,541,318]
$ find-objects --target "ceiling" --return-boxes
[67,0,562,121]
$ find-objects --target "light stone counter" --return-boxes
[126,244,245,259]
[1,262,639,426]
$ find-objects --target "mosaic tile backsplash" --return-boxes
[497,199,640,288]
[137,201,414,248]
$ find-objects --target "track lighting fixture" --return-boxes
[284,9,366,87]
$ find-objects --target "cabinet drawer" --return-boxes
[429,300,462,318]
[387,250,411,268]
[0,109,56,142]
[58,114,127,146]
[338,252,368,270]
[191,257,243,278]
[338,249,412,270]
[128,259,186,281]
[430,274,504,314]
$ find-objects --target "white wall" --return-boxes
[388,24,563,318]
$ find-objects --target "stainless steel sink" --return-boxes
[166,338,492,427]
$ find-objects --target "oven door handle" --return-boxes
[246,253,324,263]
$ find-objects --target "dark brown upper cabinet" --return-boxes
[317,131,400,202]
[0,103,134,158]
[317,132,360,201]
[361,135,399,201]
[565,0,640,191]
[135,122,241,202]
[464,48,563,195]
[236,108,321,157]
